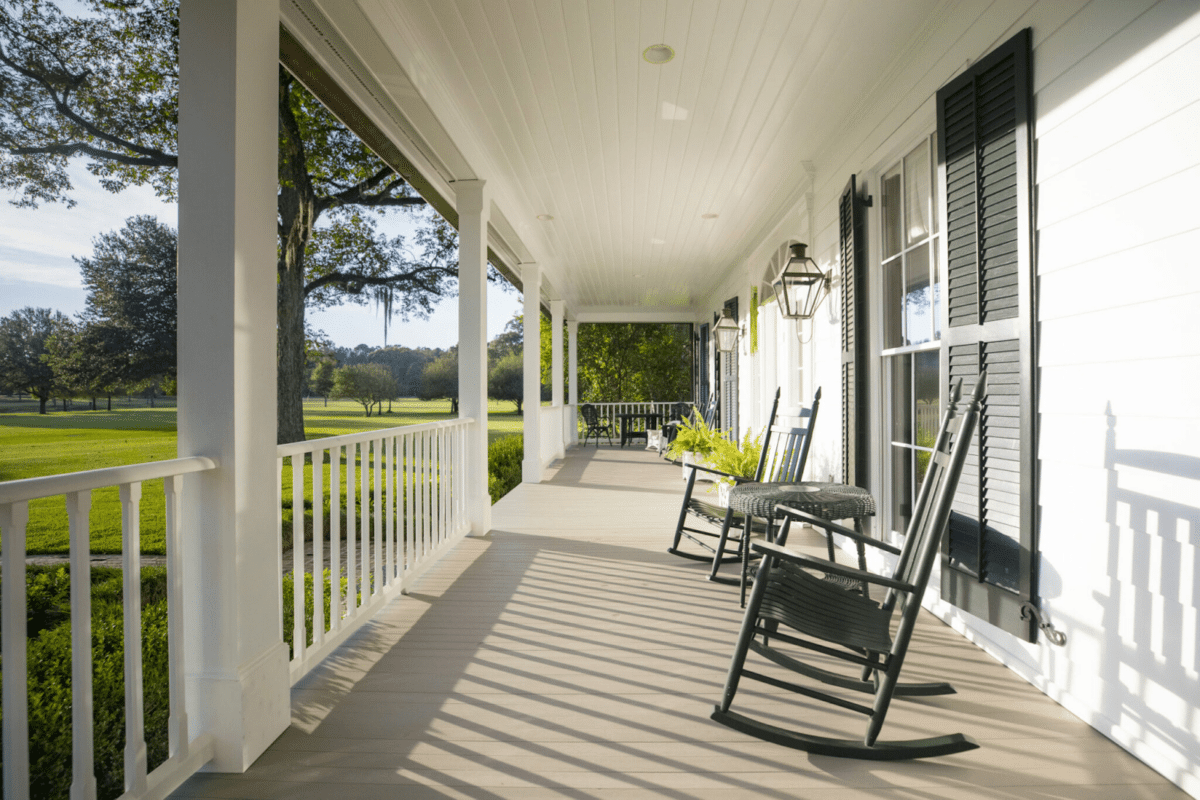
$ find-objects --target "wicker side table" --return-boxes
[716,481,876,604]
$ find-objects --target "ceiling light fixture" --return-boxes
[701,212,719,219]
[643,44,675,64]
[536,214,554,222]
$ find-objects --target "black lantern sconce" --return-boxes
[773,243,831,320]
[713,310,739,353]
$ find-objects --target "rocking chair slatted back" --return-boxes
[756,388,820,484]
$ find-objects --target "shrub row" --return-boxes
[487,435,523,502]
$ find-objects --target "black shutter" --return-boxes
[840,176,869,489]
[938,28,1038,642]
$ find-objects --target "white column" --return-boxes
[454,180,491,534]
[177,0,288,771]
[550,300,565,459]
[522,264,542,483]
[568,317,579,445]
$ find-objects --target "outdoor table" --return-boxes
[617,411,660,447]
[719,481,876,604]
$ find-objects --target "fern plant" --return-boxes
[705,427,764,486]
[665,412,722,460]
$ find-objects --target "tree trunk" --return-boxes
[276,69,319,445]
[38,395,47,414]
[106,395,112,411]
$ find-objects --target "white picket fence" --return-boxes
[276,417,472,684]
[0,457,218,800]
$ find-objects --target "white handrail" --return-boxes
[276,417,473,457]
[0,456,216,504]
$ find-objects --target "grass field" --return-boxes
[0,397,526,555]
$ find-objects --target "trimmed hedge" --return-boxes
[488,435,523,502]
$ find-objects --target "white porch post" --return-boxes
[522,264,542,483]
[454,180,492,534]
[177,0,288,771]
[568,317,579,445]
[551,300,565,459]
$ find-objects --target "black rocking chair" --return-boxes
[667,388,819,565]
[579,403,613,446]
[711,374,985,760]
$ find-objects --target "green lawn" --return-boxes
[0,397,526,555]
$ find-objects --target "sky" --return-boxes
[0,161,524,351]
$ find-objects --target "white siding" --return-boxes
[728,1,1200,795]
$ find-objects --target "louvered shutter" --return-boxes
[937,28,1038,642]
[840,176,869,489]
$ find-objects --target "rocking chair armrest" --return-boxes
[686,463,743,481]
[750,541,916,593]
[775,505,902,556]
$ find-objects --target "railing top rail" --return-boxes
[276,417,475,458]
[0,455,217,505]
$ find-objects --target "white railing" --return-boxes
[0,457,218,800]
[276,418,472,684]
[581,401,690,443]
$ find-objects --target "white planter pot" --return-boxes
[716,481,730,507]
[682,452,712,481]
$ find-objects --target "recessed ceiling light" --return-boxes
[643,44,675,65]
[701,212,719,219]
[536,214,554,222]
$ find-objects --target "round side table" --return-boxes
[714,481,876,605]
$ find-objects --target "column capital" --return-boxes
[451,179,489,216]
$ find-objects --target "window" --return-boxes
[881,135,940,534]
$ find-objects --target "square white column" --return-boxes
[550,300,565,459]
[568,317,579,445]
[454,180,492,534]
[522,265,542,483]
[177,0,288,771]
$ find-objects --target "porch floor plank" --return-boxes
[171,446,1188,799]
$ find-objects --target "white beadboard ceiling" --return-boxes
[288,0,945,317]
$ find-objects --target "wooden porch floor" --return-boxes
[173,446,1187,799]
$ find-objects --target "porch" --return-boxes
[172,446,1184,800]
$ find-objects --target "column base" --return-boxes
[191,641,289,772]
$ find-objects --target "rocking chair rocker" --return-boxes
[711,375,985,760]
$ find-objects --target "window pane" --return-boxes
[883,259,904,349]
[890,355,912,446]
[904,142,931,247]
[932,243,942,341]
[891,445,913,534]
[904,245,931,346]
[914,349,939,448]
[881,167,902,258]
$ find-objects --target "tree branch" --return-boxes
[317,167,426,213]
[9,140,176,167]
[303,264,453,298]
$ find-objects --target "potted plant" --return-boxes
[704,427,764,506]
[665,414,722,480]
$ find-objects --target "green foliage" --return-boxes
[705,427,764,485]
[487,435,523,502]
[331,363,398,417]
[280,570,355,659]
[665,413,723,460]
[417,350,458,413]
[0,0,179,207]
[0,307,72,411]
[71,215,178,385]
[1,565,171,800]
[574,323,692,402]
[488,352,524,412]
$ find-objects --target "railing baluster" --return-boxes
[2,500,31,800]
[360,442,369,602]
[163,474,189,761]
[120,482,149,796]
[385,435,394,585]
[329,445,341,632]
[374,438,382,595]
[67,488,98,800]
[408,434,416,566]
[439,428,447,544]
[291,456,305,662]
[347,443,356,615]
[312,450,324,647]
